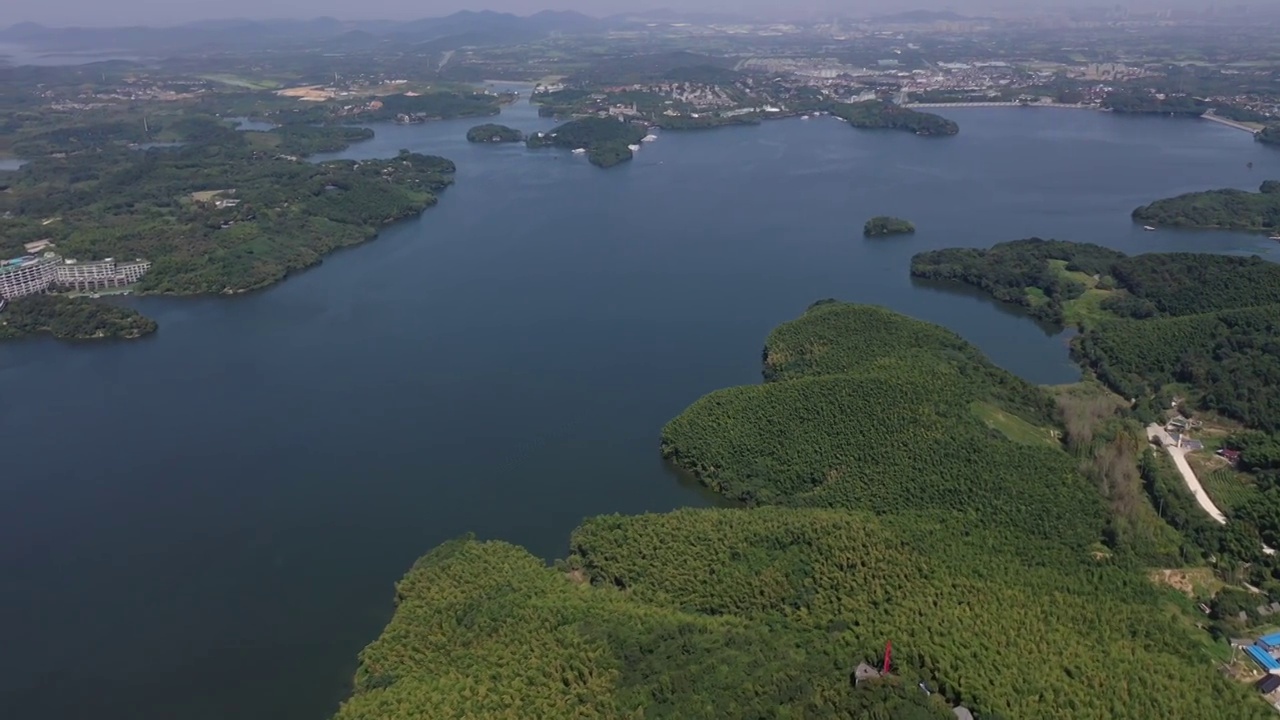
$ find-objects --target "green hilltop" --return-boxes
[335,302,1270,720]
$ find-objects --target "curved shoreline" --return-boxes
[905,102,1264,136]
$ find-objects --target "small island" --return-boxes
[1132,180,1280,232]
[0,295,157,341]
[466,123,524,143]
[863,216,916,237]
[829,100,959,137]
[526,117,648,168]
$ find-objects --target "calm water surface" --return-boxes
[2,97,1279,720]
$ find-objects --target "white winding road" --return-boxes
[1146,424,1227,524]
[1147,423,1276,555]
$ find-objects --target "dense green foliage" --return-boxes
[1106,253,1280,318]
[1258,125,1280,146]
[569,509,1262,719]
[357,91,502,122]
[1103,91,1208,115]
[862,216,915,237]
[0,139,455,296]
[526,117,647,168]
[1132,181,1280,231]
[334,532,958,720]
[341,302,1270,719]
[653,114,760,130]
[269,125,375,156]
[1076,304,1280,429]
[662,304,1096,538]
[465,123,523,143]
[759,302,1057,425]
[827,101,958,136]
[0,295,156,340]
[910,239,1125,324]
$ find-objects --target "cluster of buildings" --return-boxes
[0,247,151,302]
[1237,634,1280,701]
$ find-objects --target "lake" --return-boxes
[2,97,1279,720]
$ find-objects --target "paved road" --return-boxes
[1147,424,1228,524]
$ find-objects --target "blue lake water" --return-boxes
[2,96,1278,720]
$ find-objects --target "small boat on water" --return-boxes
[571,148,587,155]
[627,144,641,152]
[801,114,811,120]
[1270,235,1280,241]
[1143,226,1156,231]
[641,134,658,142]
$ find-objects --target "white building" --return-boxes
[55,258,152,291]
[0,255,59,299]
[0,254,151,299]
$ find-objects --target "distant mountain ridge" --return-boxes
[0,10,612,55]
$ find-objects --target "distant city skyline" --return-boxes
[0,0,1259,29]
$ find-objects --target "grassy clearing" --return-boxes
[1048,259,1120,328]
[971,401,1060,448]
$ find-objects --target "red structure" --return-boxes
[882,641,892,674]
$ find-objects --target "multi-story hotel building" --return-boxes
[55,258,152,291]
[0,254,152,299]
[0,255,60,299]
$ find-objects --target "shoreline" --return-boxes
[905,102,1266,136]
[1199,111,1263,135]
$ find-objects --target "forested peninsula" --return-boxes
[829,100,958,136]
[1,114,455,337]
[336,302,1272,720]
[1260,126,1280,146]
[1132,180,1280,231]
[0,295,157,340]
[526,117,647,168]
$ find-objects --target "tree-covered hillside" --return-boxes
[1132,181,1280,231]
[334,532,956,720]
[1076,304,1280,430]
[337,303,1270,720]
[526,117,647,168]
[909,239,1126,325]
[909,240,1280,430]
[827,100,959,136]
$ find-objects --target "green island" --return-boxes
[1260,126,1280,146]
[338,301,1274,719]
[466,123,524,143]
[829,100,958,136]
[0,295,156,340]
[1132,181,1280,231]
[863,216,916,237]
[526,117,648,168]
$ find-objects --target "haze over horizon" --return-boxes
[0,0,1251,29]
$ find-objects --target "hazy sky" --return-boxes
[0,1,1226,28]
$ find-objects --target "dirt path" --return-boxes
[1146,424,1228,524]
